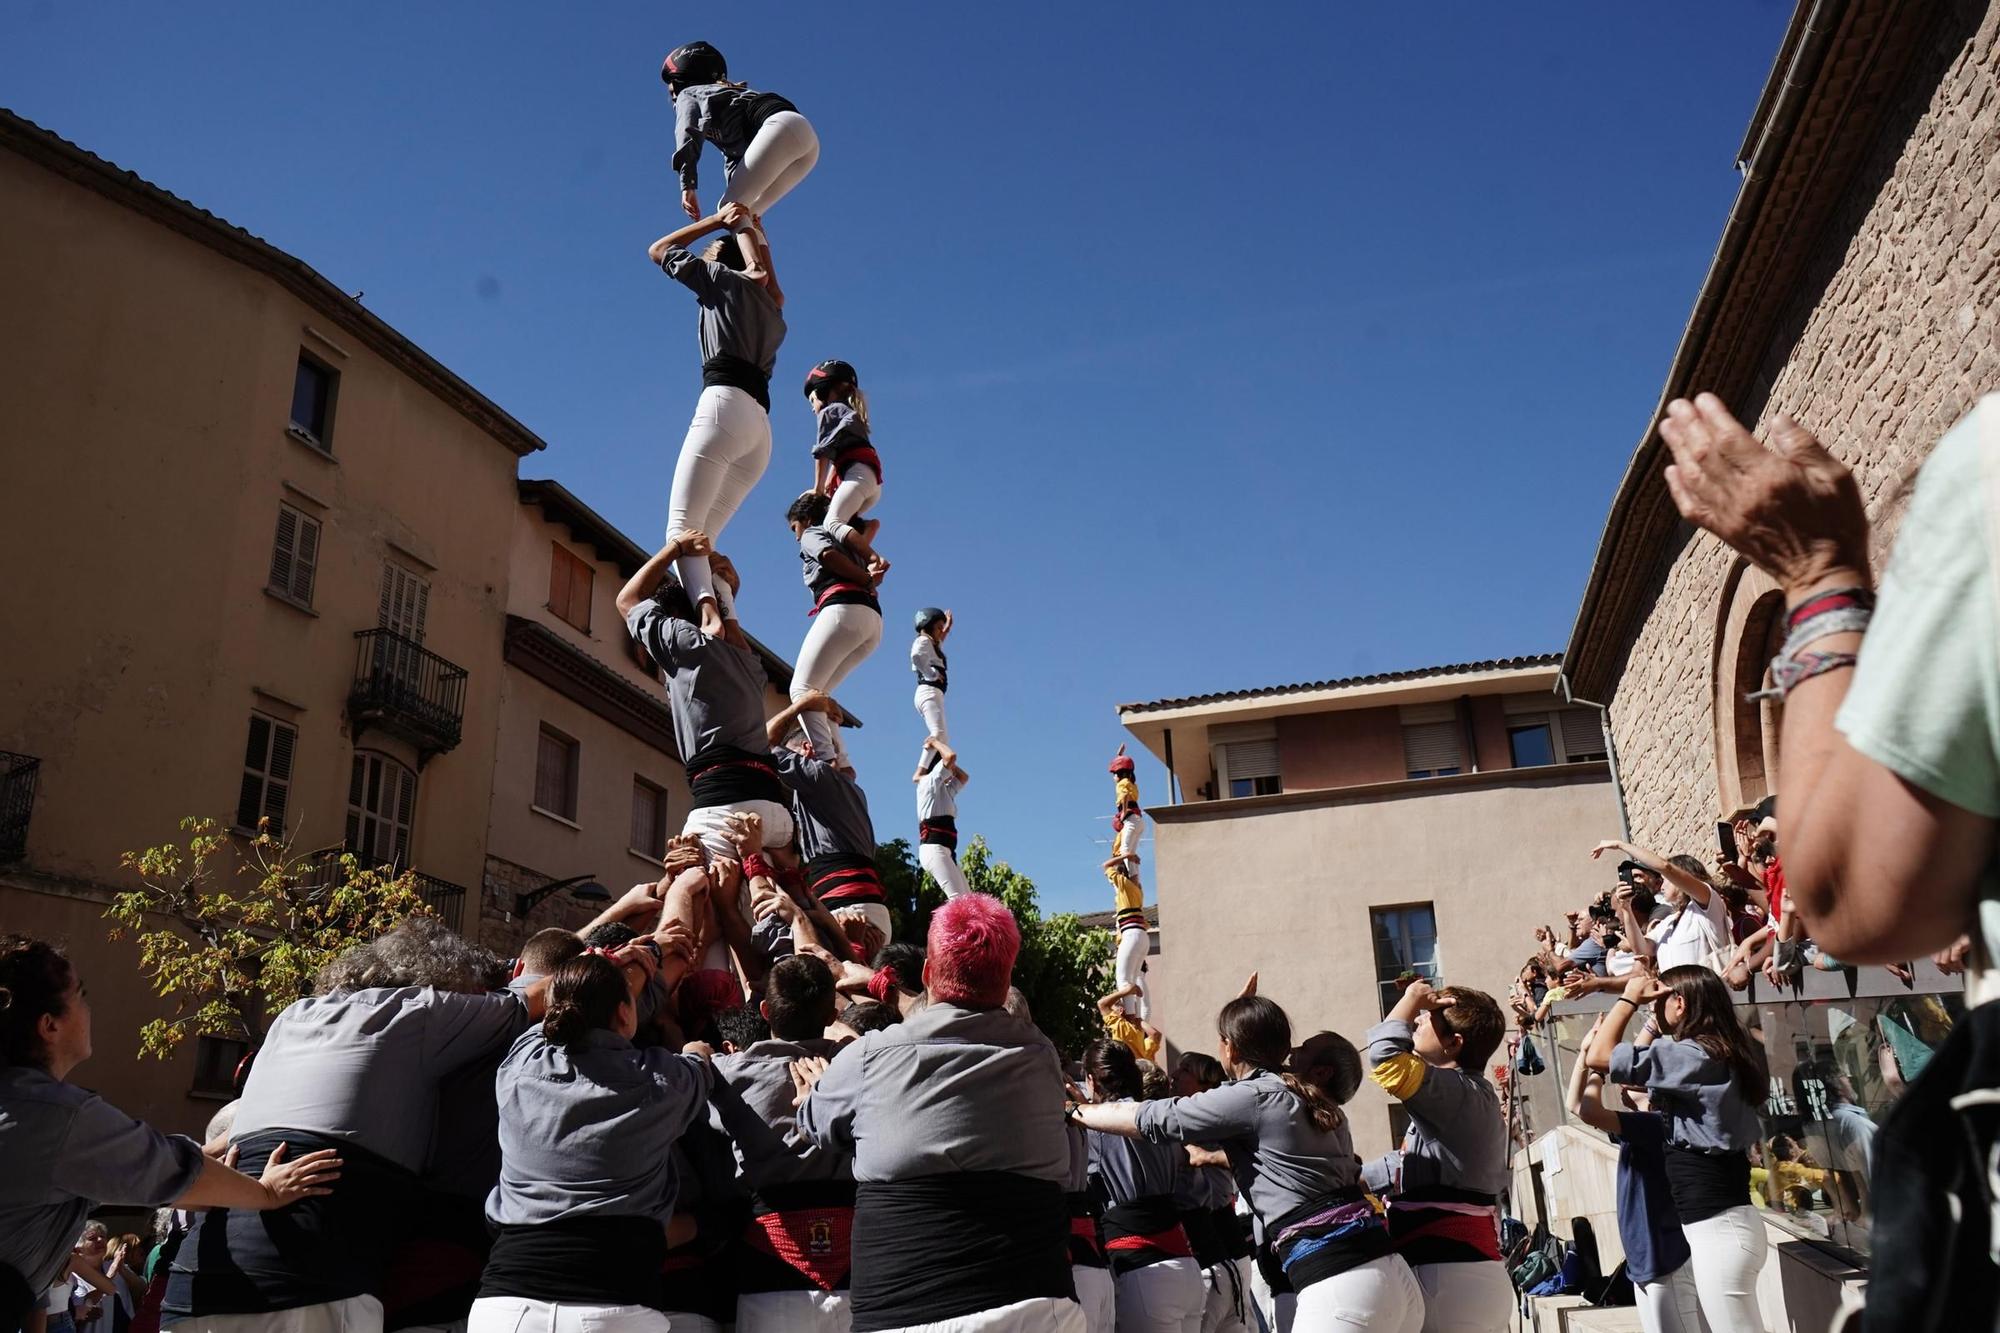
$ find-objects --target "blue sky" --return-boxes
[4,2,1794,914]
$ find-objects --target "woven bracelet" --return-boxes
[1748,649,1859,702]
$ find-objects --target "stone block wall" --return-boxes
[1608,5,2000,854]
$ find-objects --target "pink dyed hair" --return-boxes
[925,894,1019,1009]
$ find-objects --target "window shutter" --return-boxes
[632,780,662,857]
[290,515,319,604]
[237,716,270,829]
[536,730,574,816]
[1402,721,1462,775]
[1561,709,1606,761]
[570,557,593,632]
[548,544,571,623]
[263,722,294,831]
[392,764,416,865]
[270,508,298,593]
[1221,739,1280,783]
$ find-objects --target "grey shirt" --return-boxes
[813,402,871,462]
[232,986,527,1172]
[658,246,787,378]
[626,600,772,765]
[798,1002,1070,1184]
[709,1037,854,1193]
[917,763,959,822]
[1360,1018,1509,1196]
[1088,1102,1182,1204]
[1134,1070,1358,1239]
[776,748,876,863]
[0,1066,205,1291]
[487,1027,714,1227]
[797,526,875,603]
[671,84,796,193]
[1608,1037,1764,1153]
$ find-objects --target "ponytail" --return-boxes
[848,387,870,427]
[1279,1071,1345,1134]
[1218,994,1343,1133]
[541,954,629,1048]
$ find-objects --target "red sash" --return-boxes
[746,1206,856,1291]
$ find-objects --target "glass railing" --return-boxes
[1506,959,1965,1262]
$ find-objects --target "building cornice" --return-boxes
[504,616,680,759]
[1560,0,1933,700]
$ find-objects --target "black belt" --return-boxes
[704,354,771,411]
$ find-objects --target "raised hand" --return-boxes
[681,188,701,220]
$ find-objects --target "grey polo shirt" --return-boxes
[1133,1071,1359,1240]
[0,1066,205,1291]
[487,1028,714,1227]
[671,84,796,193]
[231,986,528,1172]
[1360,1017,1509,1197]
[709,1037,853,1193]
[1608,1036,1764,1153]
[776,748,876,863]
[1087,1101,1182,1204]
[798,1002,1069,1184]
[626,600,773,764]
[658,246,786,378]
[813,402,871,461]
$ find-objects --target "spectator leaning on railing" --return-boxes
[1656,390,2000,1329]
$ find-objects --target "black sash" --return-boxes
[480,1216,666,1308]
[850,1172,1073,1332]
[703,354,771,411]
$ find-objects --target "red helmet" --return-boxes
[1108,754,1136,776]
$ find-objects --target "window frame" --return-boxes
[346,750,418,870]
[630,775,669,862]
[1211,723,1281,800]
[1370,902,1441,1018]
[1507,721,1557,768]
[266,502,322,609]
[534,725,581,824]
[190,1033,251,1099]
[236,712,298,836]
[548,541,595,634]
[288,350,339,454]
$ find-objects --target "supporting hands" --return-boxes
[257,1142,344,1207]
[789,1055,830,1107]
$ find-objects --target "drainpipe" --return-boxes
[1163,727,1180,804]
[1557,673,1632,840]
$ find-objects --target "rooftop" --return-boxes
[1118,654,1562,716]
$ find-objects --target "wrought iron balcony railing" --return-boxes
[0,750,39,861]
[349,629,467,761]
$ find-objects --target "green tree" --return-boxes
[107,816,433,1058]
[876,834,1112,1058]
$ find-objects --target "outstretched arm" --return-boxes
[1566,1016,1622,1134]
[617,532,708,617]
[1591,839,1711,907]
[647,211,735,267]
[766,691,839,746]
[1097,982,1140,1017]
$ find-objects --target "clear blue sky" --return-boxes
[5,2,1794,913]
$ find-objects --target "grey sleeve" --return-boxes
[657,246,725,302]
[625,600,703,670]
[1135,1083,1261,1145]
[798,528,837,565]
[644,1050,717,1138]
[424,991,529,1071]
[796,1040,866,1153]
[52,1096,206,1207]
[1363,1017,1416,1066]
[1608,1037,1709,1095]
[671,91,702,191]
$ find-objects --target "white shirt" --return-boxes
[1648,888,1730,969]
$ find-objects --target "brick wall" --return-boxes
[1607,4,2000,854]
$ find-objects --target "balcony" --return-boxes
[348,629,467,763]
[409,870,468,932]
[0,750,39,861]
[295,850,468,933]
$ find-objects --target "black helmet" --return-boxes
[914,607,947,633]
[803,359,859,398]
[662,41,727,90]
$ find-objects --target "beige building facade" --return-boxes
[1119,658,1622,1156]
[0,111,822,1135]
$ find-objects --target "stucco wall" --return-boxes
[1148,766,1621,1158]
[1603,5,2000,854]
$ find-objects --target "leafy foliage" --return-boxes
[876,834,1112,1058]
[107,817,433,1058]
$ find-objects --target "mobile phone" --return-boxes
[1716,820,1737,864]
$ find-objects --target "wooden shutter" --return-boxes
[536,729,575,818]
[270,508,299,593]
[1221,739,1280,784]
[238,714,295,833]
[271,506,320,605]
[379,564,430,643]
[548,544,594,632]
[1561,708,1607,761]
[237,716,271,830]
[289,514,319,604]
[263,722,294,830]
[631,779,664,858]
[1402,721,1462,775]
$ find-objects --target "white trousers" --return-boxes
[1682,1205,1767,1333]
[660,1318,721,1333]
[683,798,795,861]
[165,1296,383,1333]
[830,901,894,950]
[718,111,821,217]
[827,463,881,544]
[792,604,881,757]
[737,1288,853,1331]
[1115,1257,1204,1333]
[1201,1258,1252,1333]
[1073,1266,1116,1333]
[1635,1264,1705,1333]
[668,385,771,614]
[920,841,971,899]
[1291,1255,1424,1333]
[1410,1260,1511,1332]
[467,1298,669,1332]
[914,683,948,769]
[874,1296,1088,1332]
[1116,927,1150,1018]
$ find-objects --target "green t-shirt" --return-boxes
[1836,395,2000,965]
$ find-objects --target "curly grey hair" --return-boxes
[315,915,502,995]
